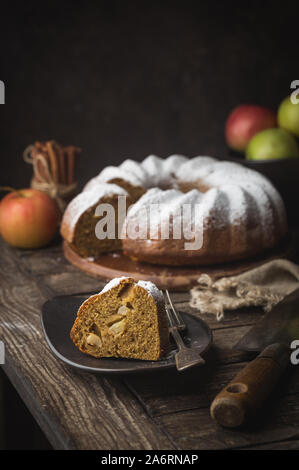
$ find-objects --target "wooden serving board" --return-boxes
[63,234,295,291]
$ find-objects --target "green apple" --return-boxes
[246,128,299,160]
[278,95,299,137]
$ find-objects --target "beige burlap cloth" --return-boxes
[190,259,299,321]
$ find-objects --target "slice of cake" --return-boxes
[70,277,170,361]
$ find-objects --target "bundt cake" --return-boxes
[61,155,288,265]
[60,183,132,258]
[70,277,170,361]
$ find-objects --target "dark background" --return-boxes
[1,0,298,191]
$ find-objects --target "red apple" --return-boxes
[0,189,60,248]
[225,105,277,152]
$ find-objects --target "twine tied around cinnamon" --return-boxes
[23,145,77,213]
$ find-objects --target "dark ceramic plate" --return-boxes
[41,294,212,375]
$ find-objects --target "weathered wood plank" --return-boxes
[0,242,28,286]
[0,372,4,449]
[125,363,299,418]
[157,392,299,450]
[1,235,299,450]
[39,271,106,296]
[0,240,175,450]
[0,297,175,449]
[240,439,299,450]
[125,363,245,417]
[17,244,74,275]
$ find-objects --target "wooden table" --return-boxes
[0,236,299,450]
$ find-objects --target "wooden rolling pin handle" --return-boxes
[210,343,290,428]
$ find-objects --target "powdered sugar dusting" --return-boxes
[137,280,164,302]
[120,159,150,187]
[100,276,129,293]
[140,155,166,186]
[123,187,206,239]
[241,181,276,244]
[99,276,163,303]
[62,184,128,234]
[96,165,144,187]
[175,156,216,181]
[83,177,105,192]
[82,155,285,237]
[67,154,287,253]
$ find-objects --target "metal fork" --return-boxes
[164,290,205,372]
[165,289,186,331]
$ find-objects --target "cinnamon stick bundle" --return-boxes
[26,140,81,212]
[32,140,81,186]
